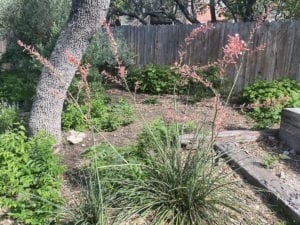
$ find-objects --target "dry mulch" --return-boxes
[60,87,296,224]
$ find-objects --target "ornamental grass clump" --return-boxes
[96,122,252,225]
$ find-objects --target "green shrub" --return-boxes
[0,101,19,133]
[127,64,181,94]
[126,64,229,101]
[62,95,134,132]
[84,30,134,73]
[0,71,38,107]
[183,65,231,103]
[0,126,64,225]
[241,78,300,128]
[0,0,71,70]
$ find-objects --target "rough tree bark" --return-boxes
[210,0,217,22]
[28,0,111,144]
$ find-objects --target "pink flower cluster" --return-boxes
[217,34,249,77]
[65,51,91,94]
[101,21,127,85]
[222,34,248,63]
[17,40,62,80]
[213,97,229,133]
[164,109,194,124]
[255,3,276,29]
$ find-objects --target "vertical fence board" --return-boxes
[2,21,298,91]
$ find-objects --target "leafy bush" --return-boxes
[0,126,64,225]
[62,95,134,132]
[0,71,38,107]
[241,78,300,128]
[84,30,134,73]
[0,0,71,70]
[127,64,181,94]
[126,64,230,101]
[0,101,19,133]
[183,65,231,103]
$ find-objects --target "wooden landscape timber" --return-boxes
[280,108,300,154]
[180,129,300,223]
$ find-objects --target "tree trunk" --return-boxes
[28,0,111,144]
[244,0,256,22]
[210,0,217,22]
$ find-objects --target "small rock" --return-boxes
[0,219,14,225]
[289,149,296,155]
[281,151,291,159]
[67,130,86,144]
[283,151,289,156]
[0,207,8,216]
[81,143,86,147]
[268,136,276,141]
[278,171,286,179]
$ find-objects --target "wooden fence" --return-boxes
[117,21,300,92]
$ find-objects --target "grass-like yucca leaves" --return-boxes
[107,122,253,225]
[65,163,109,225]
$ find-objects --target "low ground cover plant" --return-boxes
[262,152,284,169]
[240,78,300,128]
[62,94,134,132]
[0,101,19,134]
[0,127,64,225]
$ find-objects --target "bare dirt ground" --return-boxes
[59,87,299,224]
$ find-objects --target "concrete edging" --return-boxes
[214,142,300,223]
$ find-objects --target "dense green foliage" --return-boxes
[0,101,19,133]
[241,78,300,128]
[83,30,134,72]
[0,127,64,225]
[62,94,134,132]
[0,71,38,107]
[273,0,300,19]
[0,0,71,70]
[127,64,181,94]
[126,64,228,101]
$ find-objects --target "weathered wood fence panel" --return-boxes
[117,21,300,92]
